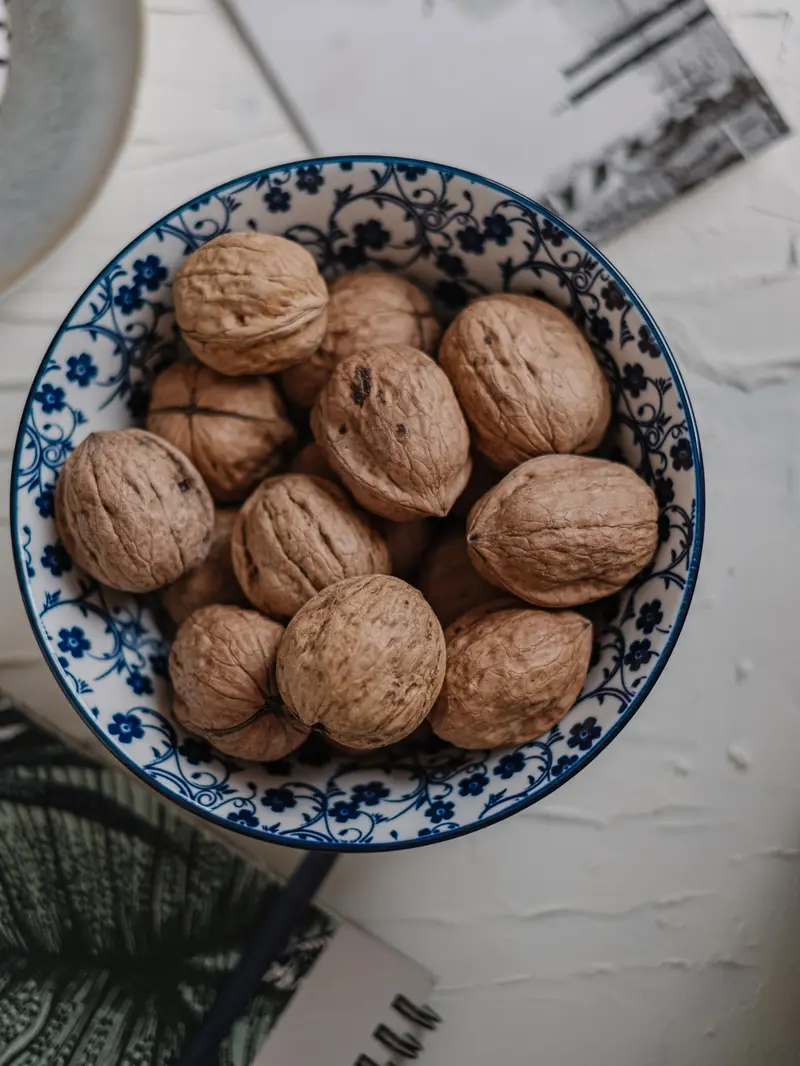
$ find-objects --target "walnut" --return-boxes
[276,575,446,749]
[383,518,430,580]
[311,345,472,521]
[170,605,308,761]
[282,271,440,406]
[146,362,296,502]
[231,474,390,618]
[326,718,434,757]
[467,454,659,607]
[439,294,611,470]
[419,528,503,627]
[289,442,337,481]
[161,507,247,626]
[430,604,592,748]
[56,429,214,593]
[173,232,328,375]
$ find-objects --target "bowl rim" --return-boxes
[11,153,706,852]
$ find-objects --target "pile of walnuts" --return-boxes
[56,232,659,761]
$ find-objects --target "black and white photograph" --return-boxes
[232,0,788,240]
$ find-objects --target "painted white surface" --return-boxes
[0,0,799,1062]
[230,0,788,240]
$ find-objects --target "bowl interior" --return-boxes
[12,157,703,850]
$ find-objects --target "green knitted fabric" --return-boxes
[0,701,335,1065]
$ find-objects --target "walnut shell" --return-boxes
[281,271,440,406]
[311,345,472,521]
[276,575,446,749]
[419,528,502,628]
[430,605,592,748]
[439,295,612,470]
[56,429,214,593]
[146,362,296,502]
[173,232,328,375]
[170,605,308,761]
[232,474,390,618]
[161,507,247,626]
[467,455,659,607]
[289,442,337,481]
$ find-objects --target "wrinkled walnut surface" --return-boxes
[276,575,446,749]
[173,232,328,375]
[146,362,296,502]
[467,454,659,607]
[419,527,502,628]
[232,474,390,618]
[173,693,306,761]
[161,507,246,626]
[282,271,440,406]
[430,605,593,748]
[56,429,214,593]
[170,605,308,761]
[439,294,611,470]
[311,345,472,521]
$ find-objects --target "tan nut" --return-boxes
[146,362,296,502]
[467,454,659,607]
[276,575,446,749]
[430,604,593,748]
[161,507,247,626]
[419,528,502,628]
[56,429,214,593]
[170,605,308,761]
[282,271,440,406]
[439,295,611,470]
[232,474,390,618]
[173,232,328,375]
[311,345,472,521]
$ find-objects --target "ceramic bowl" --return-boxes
[0,0,142,293]
[11,156,704,851]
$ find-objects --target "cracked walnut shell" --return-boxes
[276,575,446,749]
[173,232,328,375]
[56,429,214,593]
[439,294,611,470]
[146,362,296,502]
[311,345,472,521]
[161,507,247,626]
[430,604,592,749]
[467,454,659,607]
[232,474,390,618]
[170,605,308,761]
[281,270,440,406]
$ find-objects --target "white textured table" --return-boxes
[2,2,800,1062]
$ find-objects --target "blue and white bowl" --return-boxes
[11,157,704,851]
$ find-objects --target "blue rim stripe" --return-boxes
[10,154,705,852]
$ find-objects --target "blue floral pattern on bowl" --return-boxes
[11,156,704,851]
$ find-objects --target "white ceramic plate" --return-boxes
[0,0,143,294]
